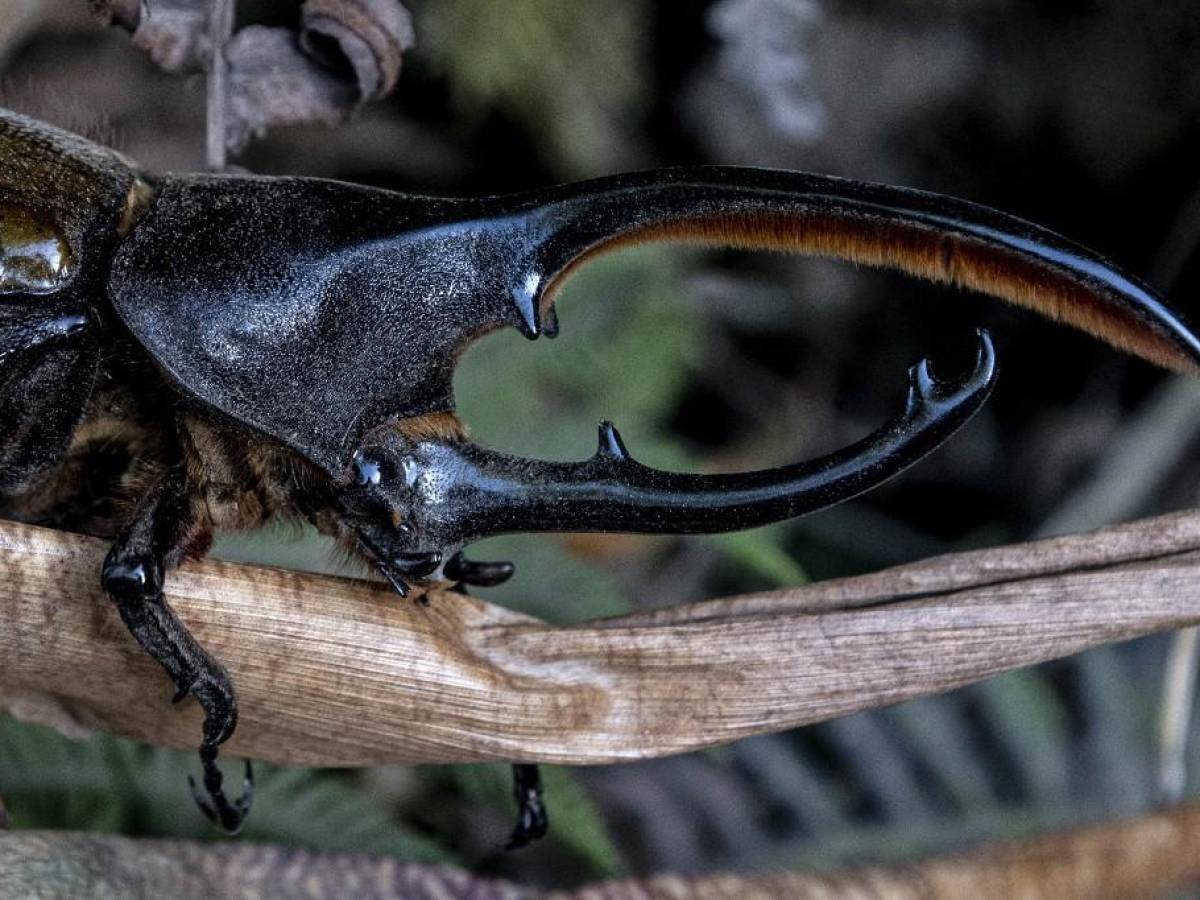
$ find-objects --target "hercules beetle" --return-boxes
[3,107,1199,847]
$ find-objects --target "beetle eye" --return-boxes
[352,451,410,489]
[353,454,384,486]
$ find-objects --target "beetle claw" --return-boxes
[189,755,253,835]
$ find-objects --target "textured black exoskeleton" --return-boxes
[3,108,1199,843]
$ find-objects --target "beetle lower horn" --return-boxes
[405,330,995,549]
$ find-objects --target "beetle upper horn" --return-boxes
[494,167,1200,373]
[401,330,996,550]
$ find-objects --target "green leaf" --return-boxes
[711,529,810,587]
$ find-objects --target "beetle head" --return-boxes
[334,429,448,596]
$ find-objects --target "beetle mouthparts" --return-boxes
[357,532,442,597]
[393,551,443,579]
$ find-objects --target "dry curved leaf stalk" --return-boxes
[3,512,1200,766]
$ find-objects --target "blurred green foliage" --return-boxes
[411,0,649,174]
[0,716,449,861]
[0,714,631,878]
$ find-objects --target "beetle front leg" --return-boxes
[100,464,252,833]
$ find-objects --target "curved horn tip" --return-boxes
[971,327,997,384]
[905,328,998,414]
[595,420,631,461]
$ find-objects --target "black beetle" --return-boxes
[2,106,1198,844]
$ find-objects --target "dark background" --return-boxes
[3,0,1200,888]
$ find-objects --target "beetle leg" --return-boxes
[100,464,253,834]
[452,581,547,847]
[505,763,548,849]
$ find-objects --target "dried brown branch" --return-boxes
[3,512,1200,766]
[6,802,1200,897]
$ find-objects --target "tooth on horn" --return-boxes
[595,420,631,461]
